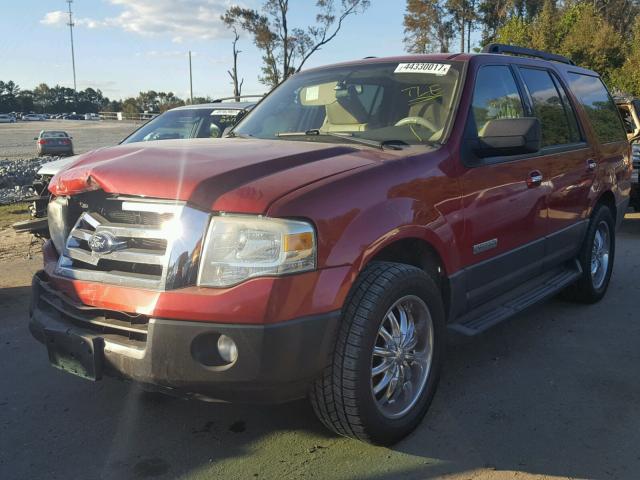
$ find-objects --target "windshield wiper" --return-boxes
[276,129,404,151]
[225,131,253,139]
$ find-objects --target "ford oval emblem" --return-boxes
[88,231,120,254]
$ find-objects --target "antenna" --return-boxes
[66,0,77,91]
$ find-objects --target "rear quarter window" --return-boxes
[567,73,626,144]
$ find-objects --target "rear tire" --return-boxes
[310,261,445,445]
[567,204,615,303]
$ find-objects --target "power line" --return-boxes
[189,51,193,104]
[66,0,77,91]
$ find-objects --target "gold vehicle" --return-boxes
[615,96,640,209]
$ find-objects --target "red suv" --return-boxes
[30,45,631,445]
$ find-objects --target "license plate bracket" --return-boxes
[44,328,104,381]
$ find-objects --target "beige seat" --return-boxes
[408,98,444,130]
[323,85,369,132]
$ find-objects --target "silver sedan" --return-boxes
[35,130,74,156]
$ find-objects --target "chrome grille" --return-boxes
[56,198,210,290]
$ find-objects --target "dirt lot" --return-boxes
[0,215,639,480]
[0,204,41,261]
[0,119,140,159]
[0,120,140,258]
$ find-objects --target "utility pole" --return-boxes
[188,51,193,104]
[66,0,77,91]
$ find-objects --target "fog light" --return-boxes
[217,335,238,363]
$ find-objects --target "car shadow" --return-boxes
[3,227,640,480]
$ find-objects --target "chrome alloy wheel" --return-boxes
[591,221,611,290]
[370,295,434,419]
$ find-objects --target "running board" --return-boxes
[448,260,582,336]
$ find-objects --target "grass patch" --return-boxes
[0,203,31,229]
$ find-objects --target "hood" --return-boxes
[49,138,386,213]
[38,154,83,176]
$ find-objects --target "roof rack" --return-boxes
[482,43,575,66]
[212,95,265,103]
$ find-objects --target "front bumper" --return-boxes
[39,145,73,155]
[29,272,340,403]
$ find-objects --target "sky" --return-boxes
[0,0,472,101]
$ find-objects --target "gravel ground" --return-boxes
[1,214,639,480]
[0,120,140,204]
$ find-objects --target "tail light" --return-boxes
[61,139,71,144]
[38,139,47,145]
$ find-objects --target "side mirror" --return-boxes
[33,137,38,140]
[474,117,541,158]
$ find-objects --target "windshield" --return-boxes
[234,61,463,146]
[122,108,245,144]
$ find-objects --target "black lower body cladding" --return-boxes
[631,184,640,211]
[29,272,340,403]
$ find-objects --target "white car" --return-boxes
[23,114,44,121]
[0,114,16,123]
[37,154,80,176]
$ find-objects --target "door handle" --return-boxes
[527,170,543,188]
[586,158,597,171]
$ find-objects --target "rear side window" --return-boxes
[567,73,626,144]
[519,68,581,147]
[472,65,524,136]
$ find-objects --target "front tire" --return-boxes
[310,261,445,445]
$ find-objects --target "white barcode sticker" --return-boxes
[394,63,451,76]
[211,109,241,116]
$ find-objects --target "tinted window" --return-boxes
[472,65,524,136]
[520,68,581,147]
[567,73,626,144]
[122,108,244,144]
[42,131,68,138]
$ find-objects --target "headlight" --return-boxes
[48,196,70,254]
[197,215,316,287]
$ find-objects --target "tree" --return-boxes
[445,0,475,52]
[495,15,531,45]
[613,17,640,95]
[223,0,371,88]
[529,0,557,52]
[0,81,21,111]
[494,1,627,87]
[478,0,544,46]
[591,0,640,36]
[122,98,139,116]
[33,83,52,113]
[478,0,511,45]
[403,0,454,53]
[557,3,625,83]
[157,92,183,112]
[136,91,159,112]
[221,13,245,101]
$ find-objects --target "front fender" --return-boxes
[326,197,459,276]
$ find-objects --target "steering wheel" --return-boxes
[395,116,438,132]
